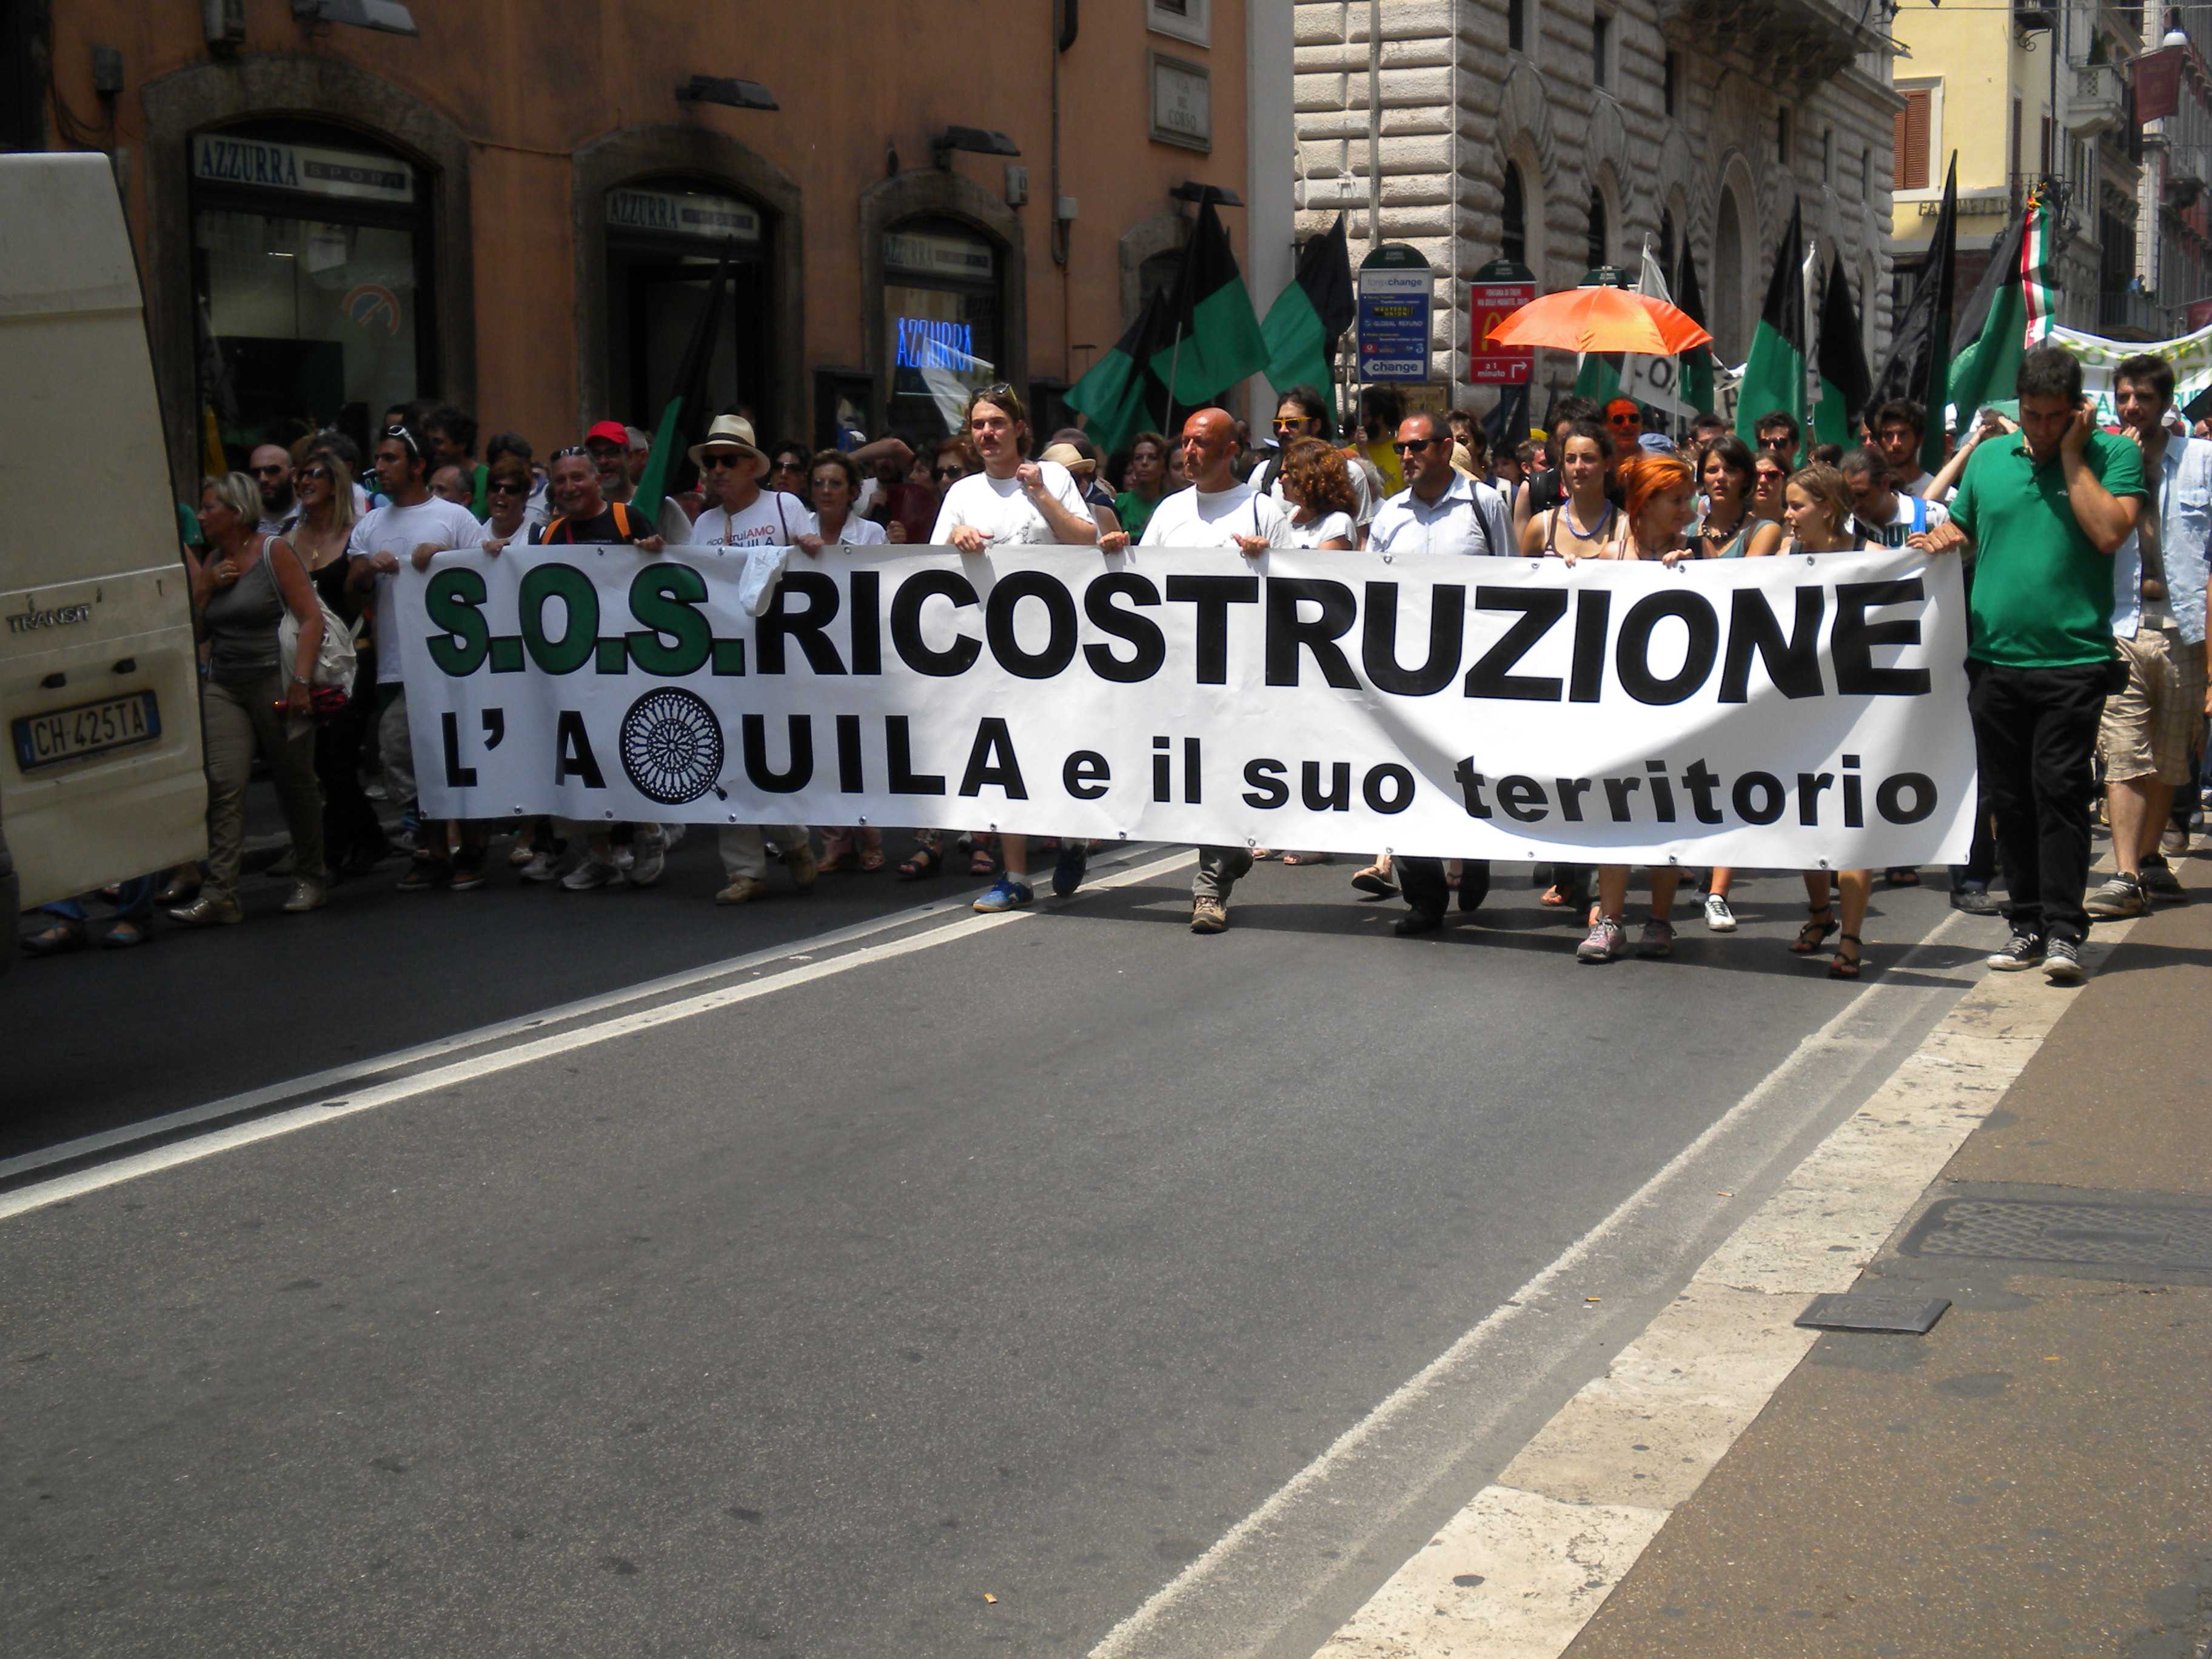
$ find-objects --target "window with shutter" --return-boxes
[1895,89,1932,190]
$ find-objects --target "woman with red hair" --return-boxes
[1577,453,1701,963]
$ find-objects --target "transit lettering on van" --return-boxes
[7,600,95,635]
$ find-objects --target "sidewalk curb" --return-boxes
[1312,911,2153,1659]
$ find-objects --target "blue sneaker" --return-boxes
[1051,842,1090,897]
[973,876,1034,913]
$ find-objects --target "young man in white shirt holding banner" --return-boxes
[929,384,1099,913]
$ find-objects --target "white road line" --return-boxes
[0,848,1195,1221]
[1087,905,1979,1659]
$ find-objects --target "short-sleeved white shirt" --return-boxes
[346,496,488,685]
[1285,509,1357,550]
[1138,481,1295,550]
[930,461,1090,546]
[833,514,888,546]
[693,490,817,548]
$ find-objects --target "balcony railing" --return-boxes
[2099,287,2173,338]
[2068,64,2127,136]
[1654,0,1885,84]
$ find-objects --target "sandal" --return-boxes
[1251,848,1281,860]
[1791,906,1838,954]
[1539,885,1570,907]
[859,848,886,873]
[1282,851,1335,866]
[968,850,996,877]
[1350,863,1396,897]
[1828,933,1864,979]
[896,845,942,882]
[1885,867,1921,887]
[102,919,149,949]
[817,848,860,874]
[21,919,87,957]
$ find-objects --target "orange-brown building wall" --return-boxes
[42,0,1255,471]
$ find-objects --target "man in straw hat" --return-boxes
[689,413,823,907]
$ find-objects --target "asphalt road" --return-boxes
[3,836,1996,1658]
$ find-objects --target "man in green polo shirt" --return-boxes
[1923,345,2145,984]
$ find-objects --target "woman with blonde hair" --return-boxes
[1780,463,1879,979]
[291,447,389,879]
[170,471,329,925]
[1576,453,1700,963]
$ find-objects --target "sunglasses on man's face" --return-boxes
[1392,437,1443,454]
[700,453,746,471]
[1272,417,1311,432]
[252,463,290,478]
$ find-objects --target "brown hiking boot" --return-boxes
[715,876,768,905]
[1190,895,1228,934]
[783,841,820,891]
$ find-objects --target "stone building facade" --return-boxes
[1294,1,1903,414]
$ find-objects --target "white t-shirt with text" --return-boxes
[693,490,818,548]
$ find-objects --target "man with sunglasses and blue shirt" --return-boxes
[1368,412,1512,936]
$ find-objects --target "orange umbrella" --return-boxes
[1487,287,1712,355]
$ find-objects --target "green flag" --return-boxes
[1572,352,1623,404]
[1066,284,1172,454]
[1814,254,1871,448]
[1945,203,2032,438]
[1261,213,1356,423]
[1148,199,1269,410]
[1734,201,1808,454]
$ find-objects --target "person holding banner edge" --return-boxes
[1919,344,2147,986]
[929,385,1099,914]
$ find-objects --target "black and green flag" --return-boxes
[631,250,732,521]
[1261,213,1356,423]
[1814,254,1872,448]
[1734,201,1808,452]
[1945,199,2037,441]
[1674,243,1715,416]
[1066,283,1173,454]
[1150,198,1270,412]
[1871,155,1957,472]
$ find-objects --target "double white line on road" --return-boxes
[0,848,1195,1221]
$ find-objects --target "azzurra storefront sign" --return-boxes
[192,133,415,205]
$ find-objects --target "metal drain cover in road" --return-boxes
[1903,1197,2212,1272]
[1795,1293,1951,1335]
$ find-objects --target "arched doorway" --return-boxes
[882,215,1007,440]
[603,175,772,432]
[188,118,435,466]
[1714,185,1746,361]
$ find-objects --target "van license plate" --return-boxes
[13,691,161,771]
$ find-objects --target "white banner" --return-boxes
[396,545,1977,867]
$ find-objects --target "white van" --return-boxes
[0,153,207,934]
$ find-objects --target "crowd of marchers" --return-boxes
[22,347,2208,988]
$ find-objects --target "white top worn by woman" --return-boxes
[1285,509,1356,551]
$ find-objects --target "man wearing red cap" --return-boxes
[584,420,634,506]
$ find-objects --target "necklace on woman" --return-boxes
[1564,497,1613,540]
